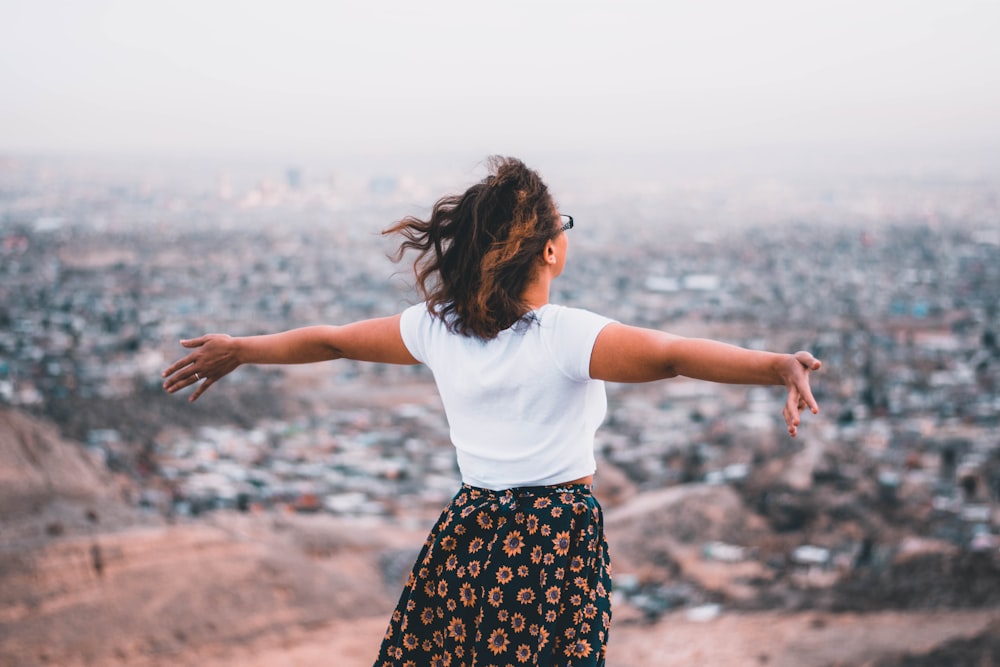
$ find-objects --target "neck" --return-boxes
[521,272,552,311]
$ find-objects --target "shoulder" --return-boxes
[399,302,445,362]
[401,302,454,337]
[537,304,616,380]
[401,301,430,321]
[539,304,616,331]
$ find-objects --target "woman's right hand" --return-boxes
[162,334,241,402]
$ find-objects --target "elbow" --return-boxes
[658,361,680,380]
[655,338,682,380]
[321,326,347,361]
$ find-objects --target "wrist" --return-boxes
[231,336,246,365]
[774,353,797,384]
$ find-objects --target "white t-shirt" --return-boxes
[399,302,615,490]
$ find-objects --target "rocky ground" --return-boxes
[2,406,999,667]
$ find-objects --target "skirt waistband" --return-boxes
[460,481,593,498]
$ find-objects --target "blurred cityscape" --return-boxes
[2,153,999,664]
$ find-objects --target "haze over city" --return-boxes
[2,0,999,181]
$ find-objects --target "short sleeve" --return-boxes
[399,303,433,364]
[542,306,616,382]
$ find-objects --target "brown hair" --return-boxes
[384,156,560,340]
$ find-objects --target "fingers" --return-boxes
[800,382,820,415]
[162,367,201,394]
[161,338,209,378]
[781,351,823,437]
[162,367,214,401]
[794,352,821,415]
[794,353,822,406]
[162,336,210,387]
[161,368,184,392]
[161,353,195,379]
[189,377,214,402]
[784,390,801,437]
[162,347,204,394]
[794,350,822,371]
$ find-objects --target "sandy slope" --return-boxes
[126,609,999,667]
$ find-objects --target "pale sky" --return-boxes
[2,0,998,170]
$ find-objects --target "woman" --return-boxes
[162,156,821,667]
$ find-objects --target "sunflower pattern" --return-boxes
[375,483,612,667]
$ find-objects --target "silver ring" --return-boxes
[195,372,200,380]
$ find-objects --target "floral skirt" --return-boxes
[374,482,612,667]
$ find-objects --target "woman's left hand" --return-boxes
[780,351,822,437]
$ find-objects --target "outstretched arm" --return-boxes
[590,323,821,437]
[162,314,417,402]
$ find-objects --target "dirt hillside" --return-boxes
[1,408,997,667]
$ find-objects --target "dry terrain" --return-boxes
[2,407,998,667]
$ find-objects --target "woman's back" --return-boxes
[401,302,613,490]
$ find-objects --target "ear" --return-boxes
[543,239,558,265]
